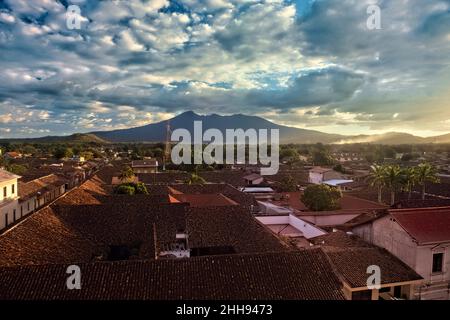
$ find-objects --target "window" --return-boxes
[432,253,444,273]
[11,184,15,194]
[3,186,6,198]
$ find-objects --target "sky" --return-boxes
[0,0,449,138]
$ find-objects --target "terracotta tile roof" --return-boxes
[310,231,423,288]
[339,209,388,228]
[310,167,333,174]
[284,193,387,214]
[1,182,282,266]
[393,199,450,209]
[187,206,288,254]
[0,206,98,266]
[198,170,248,187]
[0,250,345,300]
[18,174,68,200]
[169,184,258,210]
[137,172,189,185]
[172,193,238,207]
[0,169,20,182]
[5,151,20,158]
[310,231,372,248]
[389,206,450,244]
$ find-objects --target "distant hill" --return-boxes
[92,111,346,144]
[2,111,450,145]
[0,133,109,144]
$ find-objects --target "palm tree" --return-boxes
[402,167,417,200]
[384,165,404,205]
[185,173,206,185]
[368,165,386,204]
[415,163,440,200]
[119,166,135,182]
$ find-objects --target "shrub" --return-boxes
[301,184,342,211]
[135,182,148,194]
[116,185,135,195]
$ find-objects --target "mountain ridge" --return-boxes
[2,111,450,144]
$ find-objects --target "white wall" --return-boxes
[256,214,326,239]
[0,178,19,230]
[309,172,323,184]
[0,178,18,202]
[300,213,360,226]
[371,216,418,268]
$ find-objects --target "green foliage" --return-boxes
[53,147,73,159]
[301,184,342,212]
[415,163,440,200]
[115,185,135,195]
[333,164,345,173]
[6,164,28,175]
[280,148,298,160]
[119,166,135,181]
[135,182,148,194]
[278,176,297,192]
[185,173,206,185]
[368,163,440,204]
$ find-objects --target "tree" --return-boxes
[6,164,27,175]
[280,148,298,161]
[185,173,206,185]
[135,182,148,195]
[312,150,333,166]
[278,176,297,192]
[53,147,73,159]
[368,165,386,204]
[415,163,440,200]
[401,167,417,200]
[301,184,342,212]
[383,165,403,205]
[119,166,135,182]
[115,185,135,195]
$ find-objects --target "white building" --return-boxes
[0,169,20,231]
[308,167,346,184]
[352,206,450,300]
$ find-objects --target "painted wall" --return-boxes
[0,177,19,230]
[300,213,360,226]
[256,215,326,239]
[354,216,450,300]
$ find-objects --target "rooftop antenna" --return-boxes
[163,119,172,171]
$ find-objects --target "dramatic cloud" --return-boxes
[0,0,449,137]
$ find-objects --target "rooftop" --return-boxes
[310,231,423,288]
[389,206,450,244]
[0,169,20,183]
[0,250,345,300]
[170,193,238,207]
[310,167,333,174]
[19,174,69,200]
[131,160,158,167]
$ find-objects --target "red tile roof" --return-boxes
[390,206,450,244]
[171,193,238,207]
[18,174,68,200]
[0,169,20,182]
[310,231,423,288]
[0,250,345,300]
[278,192,387,213]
